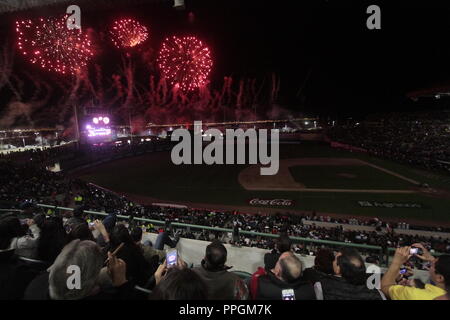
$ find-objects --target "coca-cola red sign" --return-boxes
[248,198,294,207]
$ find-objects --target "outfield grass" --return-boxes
[288,165,413,190]
[76,142,450,223]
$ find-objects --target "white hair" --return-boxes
[48,239,103,300]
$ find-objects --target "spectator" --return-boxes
[37,217,68,264]
[68,223,95,242]
[64,206,86,232]
[264,234,292,271]
[92,219,110,247]
[130,226,163,274]
[151,264,208,300]
[0,215,38,300]
[154,222,180,250]
[232,221,240,245]
[107,224,152,286]
[193,240,248,300]
[302,248,335,284]
[314,248,385,300]
[24,240,135,300]
[381,243,449,300]
[12,217,41,259]
[102,211,117,235]
[252,252,316,300]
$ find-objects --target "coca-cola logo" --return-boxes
[249,198,294,207]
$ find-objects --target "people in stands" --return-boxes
[130,226,163,275]
[251,251,316,300]
[67,223,95,242]
[101,210,117,235]
[264,234,292,271]
[64,206,86,232]
[0,214,39,300]
[151,260,208,300]
[12,215,43,259]
[154,220,180,250]
[232,220,241,246]
[381,243,449,300]
[302,248,335,284]
[37,216,68,264]
[24,240,136,300]
[106,224,152,287]
[314,248,385,300]
[91,219,110,246]
[193,240,248,300]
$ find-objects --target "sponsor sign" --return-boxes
[249,198,294,207]
[357,201,423,209]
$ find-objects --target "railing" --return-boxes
[4,203,445,267]
[33,204,384,254]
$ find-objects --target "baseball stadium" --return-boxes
[76,133,450,226]
[0,0,450,306]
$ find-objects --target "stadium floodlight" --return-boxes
[103,117,110,124]
[93,117,99,124]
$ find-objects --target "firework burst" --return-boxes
[110,18,149,49]
[16,15,94,75]
[157,35,212,92]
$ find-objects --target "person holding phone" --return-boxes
[252,251,316,300]
[381,243,450,300]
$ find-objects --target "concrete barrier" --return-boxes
[143,233,430,283]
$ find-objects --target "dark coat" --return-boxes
[193,264,248,300]
[255,271,317,300]
[317,275,385,300]
[0,249,38,300]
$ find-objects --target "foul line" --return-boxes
[357,160,420,185]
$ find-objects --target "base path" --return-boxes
[238,158,417,194]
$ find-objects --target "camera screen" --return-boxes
[166,250,177,266]
[282,289,295,300]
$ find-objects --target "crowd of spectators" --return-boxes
[1,128,450,300]
[1,151,450,261]
[328,111,450,173]
[1,210,449,300]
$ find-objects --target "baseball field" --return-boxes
[76,142,450,226]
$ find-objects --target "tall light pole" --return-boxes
[73,104,80,149]
[128,109,133,144]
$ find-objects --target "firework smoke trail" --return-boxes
[0,42,15,91]
[1,72,52,127]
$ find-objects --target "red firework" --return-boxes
[16,15,94,75]
[110,18,149,49]
[157,35,213,92]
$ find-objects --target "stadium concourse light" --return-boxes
[173,0,185,10]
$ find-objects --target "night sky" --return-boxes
[2,0,450,120]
